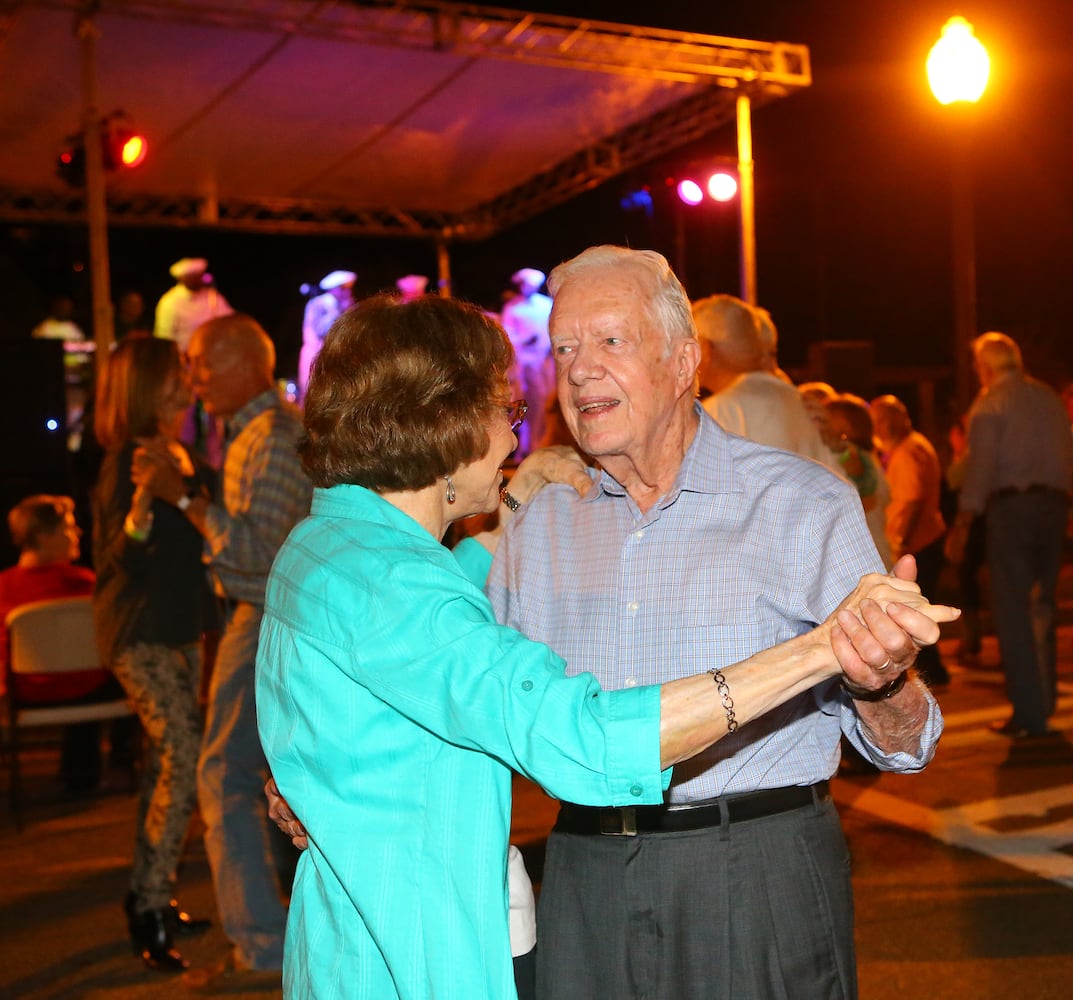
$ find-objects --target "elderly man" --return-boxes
[154,258,232,353]
[692,292,837,470]
[871,394,949,686]
[488,246,945,1000]
[946,332,1073,738]
[139,313,311,987]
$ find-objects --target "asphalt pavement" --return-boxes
[2,579,1072,999]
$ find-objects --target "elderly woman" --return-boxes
[255,295,956,1000]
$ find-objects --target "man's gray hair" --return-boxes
[972,331,1023,375]
[548,245,697,355]
[691,294,765,374]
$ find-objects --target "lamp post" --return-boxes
[927,16,990,412]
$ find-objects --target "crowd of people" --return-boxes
[691,295,1073,724]
[4,241,1069,999]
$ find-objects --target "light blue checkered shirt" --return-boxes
[488,405,942,804]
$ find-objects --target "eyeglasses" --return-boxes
[507,399,528,432]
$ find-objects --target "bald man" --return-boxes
[139,313,312,986]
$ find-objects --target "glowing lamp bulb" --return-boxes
[927,16,990,105]
[46,418,59,432]
[676,179,704,206]
[707,172,738,202]
[120,134,147,167]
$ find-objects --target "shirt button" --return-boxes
[521,680,534,692]
[630,784,643,797]
[624,677,636,688]
[627,601,640,613]
[634,529,645,539]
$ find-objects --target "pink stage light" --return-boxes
[676,179,704,206]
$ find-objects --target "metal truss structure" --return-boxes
[4,0,811,240]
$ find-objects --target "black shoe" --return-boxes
[166,899,211,937]
[124,897,189,971]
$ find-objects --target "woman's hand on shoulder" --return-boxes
[508,445,591,504]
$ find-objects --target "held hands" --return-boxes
[131,437,187,504]
[827,554,960,696]
[265,777,308,851]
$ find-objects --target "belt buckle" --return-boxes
[599,807,637,837]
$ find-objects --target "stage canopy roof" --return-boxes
[0,0,810,242]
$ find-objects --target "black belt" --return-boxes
[991,484,1067,499]
[555,781,829,837]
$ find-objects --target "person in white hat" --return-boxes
[395,274,429,304]
[298,270,356,403]
[500,268,552,457]
[154,258,232,354]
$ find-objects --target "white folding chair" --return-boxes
[3,595,134,828]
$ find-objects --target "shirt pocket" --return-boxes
[672,595,785,666]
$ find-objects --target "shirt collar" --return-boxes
[311,483,442,548]
[227,386,286,439]
[586,402,739,507]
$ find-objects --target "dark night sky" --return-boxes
[3,0,1072,390]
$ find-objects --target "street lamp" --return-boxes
[927,16,990,412]
[928,16,990,105]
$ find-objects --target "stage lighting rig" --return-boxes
[56,111,148,187]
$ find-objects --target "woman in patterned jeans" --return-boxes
[92,336,215,971]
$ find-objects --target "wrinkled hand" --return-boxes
[507,445,591,504]
[827,554,960,694]
[265,777,308,851]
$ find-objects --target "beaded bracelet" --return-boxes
[707,667,738,733]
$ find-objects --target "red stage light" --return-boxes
[119,133,147,168]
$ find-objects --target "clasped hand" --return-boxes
[828,554,960,696]
[130,437,190,503]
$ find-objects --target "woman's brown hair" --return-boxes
[300,295,513,491]
[94,336,182,451]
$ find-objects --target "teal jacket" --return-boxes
[256,484,668,999]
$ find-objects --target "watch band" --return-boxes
[841,669,909,702]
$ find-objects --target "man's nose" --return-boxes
[565,342,602,384]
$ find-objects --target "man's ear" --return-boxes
[676,338,702,393]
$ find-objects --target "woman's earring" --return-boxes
[445,476,456,504]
